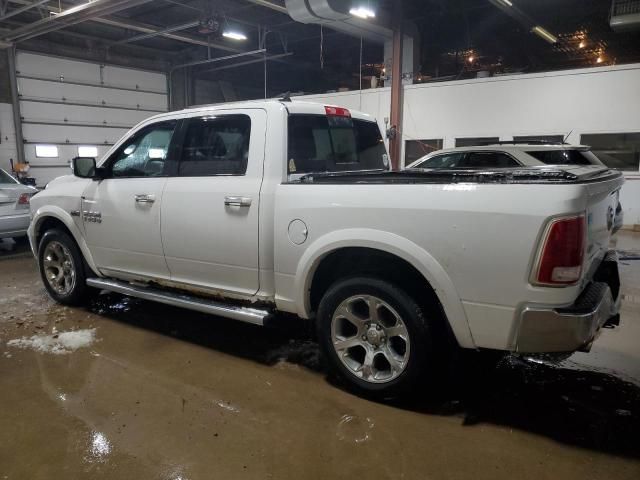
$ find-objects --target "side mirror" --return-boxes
[71,157,97,179]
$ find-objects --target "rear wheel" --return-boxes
[38,229,92,306]
[317,276,442,398]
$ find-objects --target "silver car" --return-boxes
[0,168,37,241]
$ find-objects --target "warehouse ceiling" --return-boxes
[1,0,639,97]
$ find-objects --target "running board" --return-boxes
[86,278,270,326]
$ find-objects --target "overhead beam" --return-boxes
[0,0,49,22]
[244,0,288,15]
[3,0,155,43]
[199,51,293,73]
[108,20,199,46]
[6,0,242,52]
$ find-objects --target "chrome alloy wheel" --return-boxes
[331,295,411,384]
[42,241,76,295]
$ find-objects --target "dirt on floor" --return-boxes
[0,233,639,480]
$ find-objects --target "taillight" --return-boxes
[324,106,351,117]
[534,215,586,285]
[18,193,31,205]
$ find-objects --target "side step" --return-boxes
[86,278,271,326]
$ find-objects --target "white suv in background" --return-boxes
[406,142,606,170]
[406,142,623,233]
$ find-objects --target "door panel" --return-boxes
[82,178,169,279]
[161,109,266,296]
[82,119,179,280]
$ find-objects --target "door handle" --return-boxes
[135,194,156,204]
[224,196,252,207]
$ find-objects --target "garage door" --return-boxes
[16,52,168,187]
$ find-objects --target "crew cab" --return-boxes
[28,100,624,397]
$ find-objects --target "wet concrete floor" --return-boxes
[1,233,639,479]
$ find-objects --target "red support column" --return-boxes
[389,0,403,171]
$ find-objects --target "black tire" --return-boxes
[38,229,92,306]
[317,276,443,399]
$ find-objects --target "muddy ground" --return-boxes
[1,233,639,479]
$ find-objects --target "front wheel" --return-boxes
[38,229,92,306]
[317,276,441,399]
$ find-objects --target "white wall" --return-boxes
[0,103,18,173]
[298,63,640,227]
[16,52,168,187]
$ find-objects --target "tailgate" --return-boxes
[580,169,625,280]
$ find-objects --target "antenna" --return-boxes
[563,130,573,144]
[279,91,292,102]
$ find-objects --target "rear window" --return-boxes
[0,169,18,185]
[288,114,387,174]
[414,151,518,169]
[526,150,604,166]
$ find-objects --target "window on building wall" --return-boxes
[455,137,500,147]
[78,146,98,157]
[35,145,59,158]
[580,133,640,172]
[513,135,565,144]
[405,139,443,165]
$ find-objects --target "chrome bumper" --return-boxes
[516,251,621,353]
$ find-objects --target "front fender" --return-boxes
[294,228,476,349]
[29,206,100,277]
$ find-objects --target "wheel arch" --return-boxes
[30,207,99,277]
[295,228,475,349]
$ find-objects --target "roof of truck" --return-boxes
[148,99,376,123]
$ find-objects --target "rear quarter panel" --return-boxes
[273,181,595,350]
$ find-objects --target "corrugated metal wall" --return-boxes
[16,52,168,186]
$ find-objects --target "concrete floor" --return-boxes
[1,233,639,480]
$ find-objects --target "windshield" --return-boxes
[526,149,604,166]
[0,168,19,185]
[288,114,387,174]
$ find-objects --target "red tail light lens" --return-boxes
[18,193,31,205]
[324,106,351,117]
[535,215,585,285]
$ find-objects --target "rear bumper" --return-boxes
[516,251,621,353]
[0,212,30,239]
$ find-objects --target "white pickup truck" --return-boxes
[29,100,624,397]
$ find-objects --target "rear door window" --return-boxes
[288,114,387,174]
[461,152,519,168]
[179,115,251,176]
[526,150,603,166]
[413,152,465,168]
[0,169,18,185]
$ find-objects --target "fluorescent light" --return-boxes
[148,148,166,159]
[35,145,58,158]
[531,26,558,44]
[223,31,247,41]
[498,0,513,6]
[349,6,376,19]
[78,146,98,157]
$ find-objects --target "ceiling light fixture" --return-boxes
[579,40,586,48]
[531,26,558,44]
[596,55,603,63]
[497,0,513,6]
[468,56,475,63]
[349,6,376,19]
[222,31,248,41]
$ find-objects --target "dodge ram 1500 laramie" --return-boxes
[28,100,623,397]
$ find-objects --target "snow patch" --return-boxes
[6,329,97,355]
